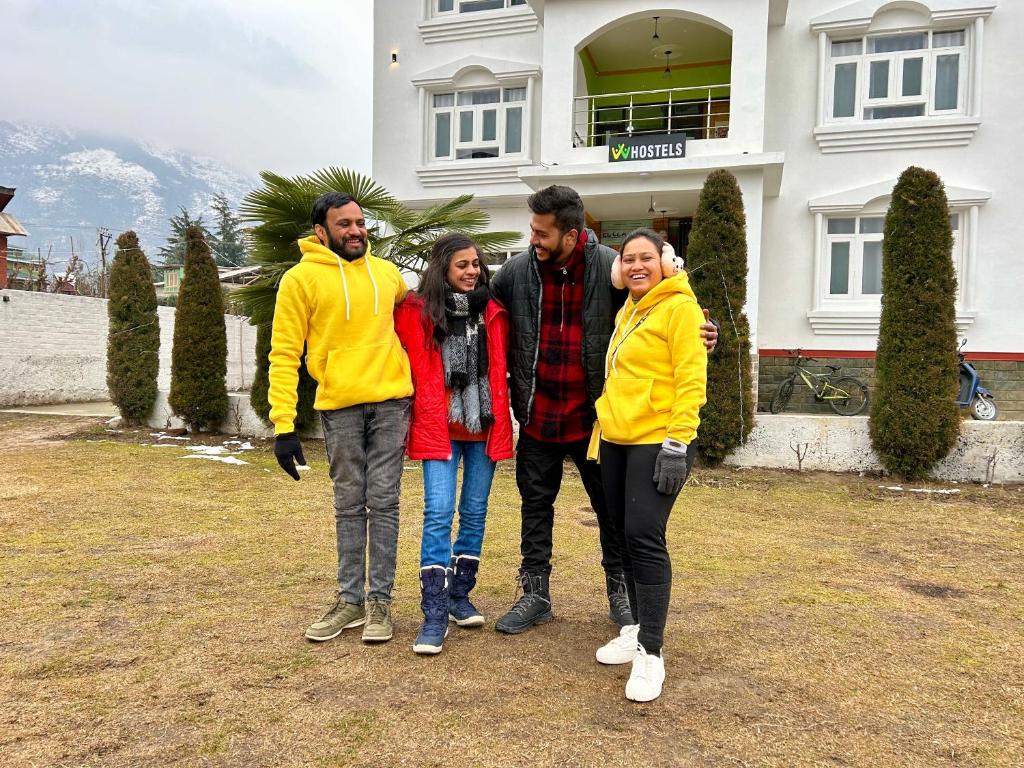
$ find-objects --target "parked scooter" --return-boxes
[957,339,998,420]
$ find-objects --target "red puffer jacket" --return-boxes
[394,293,514,462]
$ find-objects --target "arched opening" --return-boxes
[573,13,733,149]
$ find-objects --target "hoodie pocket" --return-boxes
[595,377,656,442]
[320,341,411,408]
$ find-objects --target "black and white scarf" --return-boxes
[437,284,493,433]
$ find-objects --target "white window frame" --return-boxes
[821,211,966,309]
[825,28,969,124]
[418,0,538,43]
[434,0,527,16]
[806,196,983,335]
[822,214,886,304]
[811,2,993,153]
[429,86,528,162]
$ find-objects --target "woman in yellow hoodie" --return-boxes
[589,228,707,702]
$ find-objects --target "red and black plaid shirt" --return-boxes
[524,231,592,443]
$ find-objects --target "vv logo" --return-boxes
[610,143,631,160]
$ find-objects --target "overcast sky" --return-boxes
[4,0,374,177]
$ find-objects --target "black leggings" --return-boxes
[599,440,693,652]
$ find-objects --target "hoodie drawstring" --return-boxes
[605,304,643,378]
[334,255,352,321]
[365,256,380,316]
[334,254,381,319]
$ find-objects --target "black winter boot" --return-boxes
[494,571,552,634]
[635,581,672,656]
[448,555,485,627]
[606,572,634,627]
[413,566,450,654]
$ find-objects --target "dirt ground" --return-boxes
[1,413,1021,767]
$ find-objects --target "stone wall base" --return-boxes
[725,414,1023,484]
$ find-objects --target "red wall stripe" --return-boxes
[758,349,1024,362]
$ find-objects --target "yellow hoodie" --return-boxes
[592,271,707,451]
[268,236,412,434]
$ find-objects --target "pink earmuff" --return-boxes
[611,242,683,290]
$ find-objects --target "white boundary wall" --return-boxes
[727,415,1024,484]
[0,289,256,407]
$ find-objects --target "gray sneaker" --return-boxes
[361,599,394,643]
[305,598,366,642]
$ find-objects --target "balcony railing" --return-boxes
[573,84,731,148]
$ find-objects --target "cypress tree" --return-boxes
[106,231,160,425]
[169,225,228,432]
[870,167,960,479]
[685,169,755,464]
[250,316,318,431]
[250,321,272,424]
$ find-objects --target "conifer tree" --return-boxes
[169,225,228,431]
[870,167,960,479]
[106,231,160,425]
[250,320,272,424]
[211,192,247,268]
[250,317,317,431]
[159,208,212,266]
[685,169,754,464]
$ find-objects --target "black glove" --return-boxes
[652,441,689,496]
[274,432,306,481]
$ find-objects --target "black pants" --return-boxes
[516,432,622,576]
[600,440,693,652]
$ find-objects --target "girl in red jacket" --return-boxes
[394,232,513,655]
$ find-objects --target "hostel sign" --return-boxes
[608,133,686,163]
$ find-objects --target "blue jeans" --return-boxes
[421,440,496,568]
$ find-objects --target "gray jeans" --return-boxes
[320,397,410,604]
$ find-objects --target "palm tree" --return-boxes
[233,167,522,428]
[233,167,521,324]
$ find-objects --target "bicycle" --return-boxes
[769,350,869,416]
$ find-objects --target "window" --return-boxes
[825,216,885,299]
[436,0,526,13]
[430,87,527,161]
[826,29,967,122]
[823,212,964,302]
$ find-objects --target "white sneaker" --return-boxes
[596,624,639,665]
[625,643,665,702]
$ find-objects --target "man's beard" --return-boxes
[538,241,564,263]
[327,232,367,261]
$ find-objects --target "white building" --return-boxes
[373,0,1024,418]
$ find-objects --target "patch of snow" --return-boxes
[29,186,63,205]
[36,149,165,233]
[139,141,188,175]
[185,445,233,456]
[0,123,70,156]
[189,155,251,200]
[180,455,250,465]
[878,485,904,491]
[909,488,960,495]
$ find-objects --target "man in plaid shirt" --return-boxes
[490,185,718,634]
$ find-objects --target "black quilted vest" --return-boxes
[490,230,625,426]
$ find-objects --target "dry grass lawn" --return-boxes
[1,413,1022,768]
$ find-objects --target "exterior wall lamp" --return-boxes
[391,51,399,64]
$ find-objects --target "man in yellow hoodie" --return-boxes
[268,192,413,644]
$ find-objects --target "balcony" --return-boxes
[572,84,730,149]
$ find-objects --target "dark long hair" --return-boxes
[417,232,489,342]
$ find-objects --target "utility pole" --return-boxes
[97,228,112,298]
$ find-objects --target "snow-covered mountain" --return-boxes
[0,121,255,267]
